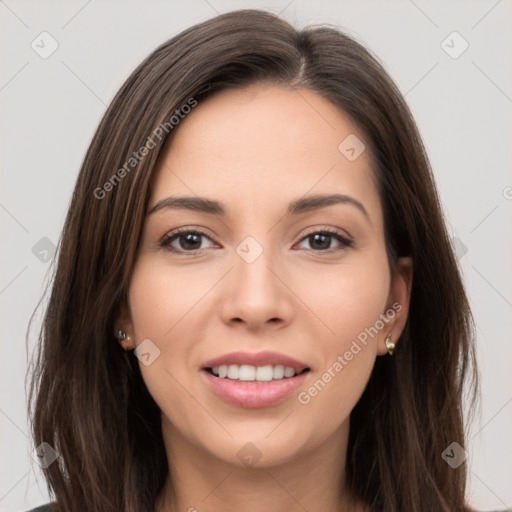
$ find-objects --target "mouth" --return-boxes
[200,352,311,408]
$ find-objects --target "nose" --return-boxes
[219,245,295,332]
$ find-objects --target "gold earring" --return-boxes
[117,329,133,350]
[385,333,395,355]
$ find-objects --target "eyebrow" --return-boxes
[148,193,370,223]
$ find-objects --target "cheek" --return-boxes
[294,254,390,348]
[293,255,389,420]
[127,258,197,379]
[126,258,204,427]
[128,256,207,341]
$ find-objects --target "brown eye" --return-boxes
[297,229,353,253]
[160,229,215,254]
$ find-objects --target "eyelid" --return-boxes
[299,225,353,243]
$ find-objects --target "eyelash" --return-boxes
[159,227,353,255]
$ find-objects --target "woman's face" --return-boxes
[119,84,411,468]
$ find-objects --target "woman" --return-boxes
[26,8,496,512]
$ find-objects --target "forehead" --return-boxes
[150,84,381,223]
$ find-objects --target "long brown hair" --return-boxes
[27,9,478,511]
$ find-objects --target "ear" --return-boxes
[377,256,413,356]
[113,299,136,350]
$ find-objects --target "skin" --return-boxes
[116,84,413,512]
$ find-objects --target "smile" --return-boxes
[207,364,307,381]
[200,350,311,408]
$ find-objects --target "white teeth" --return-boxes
[239,365,256,381]
[227,364,239,379]
[283,366,296,378]
[209,364,303,381]
[273,365,284,379]
[256,365,273,381]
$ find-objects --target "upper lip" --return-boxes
[202,351,310,372]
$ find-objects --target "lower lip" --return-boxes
[201,369,309,408]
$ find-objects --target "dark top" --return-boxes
[25,504,512,511]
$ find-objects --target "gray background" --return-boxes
[1,1,511,510]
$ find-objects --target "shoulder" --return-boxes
[23,505,512,512]
[467,506,512,512]
[24,504,54,512]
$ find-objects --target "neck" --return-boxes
[155,416,368,512]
